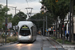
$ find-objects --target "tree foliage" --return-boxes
[0,4,27,30]
[30,13,43,29]
[0,4,9,29]
[30,12,54,29]
[14,11,27,20]
[12,16,20,26]
[41,0,70,19]
[12,11,27,26]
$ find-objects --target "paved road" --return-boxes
[0,35,65,50]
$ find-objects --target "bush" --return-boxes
[0,39,4,43]
[6,40,10,43]
[7,36,18,42]
[0,36,18,43]
[1,33,6,38]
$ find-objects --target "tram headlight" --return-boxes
[19,35,21,38]
[29,35,31,38]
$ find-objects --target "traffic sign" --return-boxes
[46,29,48,32]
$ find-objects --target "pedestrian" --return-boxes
[49,30,50,36]
[66,33,69,40]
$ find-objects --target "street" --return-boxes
[0,0,75,50]
[0,35,64,50]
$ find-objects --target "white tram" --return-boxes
[17,21,37,42]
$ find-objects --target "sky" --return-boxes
[0,0,42,16]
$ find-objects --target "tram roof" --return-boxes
[18,21,34,27]
[19,21,32,23]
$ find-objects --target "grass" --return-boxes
[64,40,71,44]
[64,40,75,44]
[51,37,56,40]
[56,39,63,43]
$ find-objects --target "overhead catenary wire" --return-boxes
[25,0,29,7]
[25,0,29,14]
[25,0,34,18]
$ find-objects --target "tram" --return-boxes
[17,21,37,42]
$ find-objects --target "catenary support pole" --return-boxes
[46,16,47,36]
[5,0,8,43]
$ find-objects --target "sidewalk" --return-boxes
[49,37,75,50]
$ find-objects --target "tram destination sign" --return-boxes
[21,25,29,30]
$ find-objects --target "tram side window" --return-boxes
[31,26,36,36]
[31,26,33,36]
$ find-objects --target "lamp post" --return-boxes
[46,16,47,36]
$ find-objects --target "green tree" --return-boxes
[41,0,70,38]
[0,4,9,30]
[41,0,70,19]
[30,13,43,29]
[12,11,27,26]
[30,12,54,29]
[12,16,20,26]
[8,14,13,22]
[14,11,27,21]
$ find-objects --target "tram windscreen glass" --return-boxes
[20,25,30,36]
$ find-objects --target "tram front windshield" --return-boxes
[19,25,30,36]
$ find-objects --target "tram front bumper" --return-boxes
[18,35,32,42]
